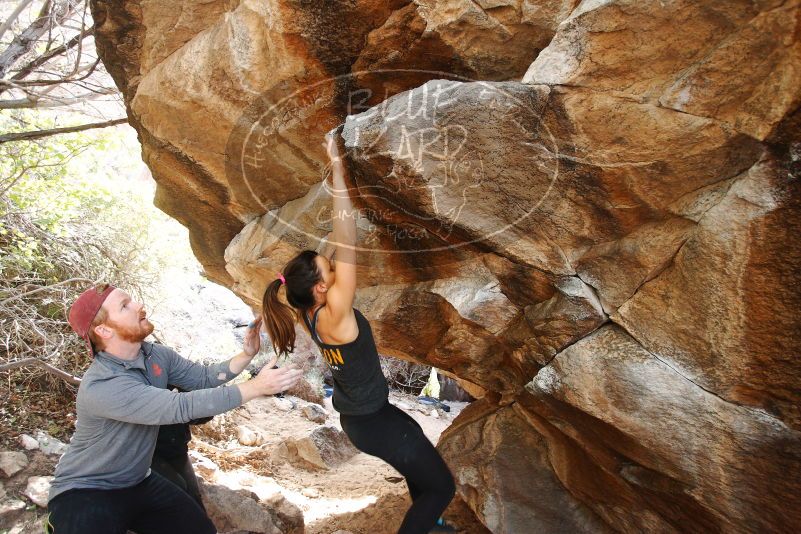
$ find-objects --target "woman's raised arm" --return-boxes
[323,130,357,319]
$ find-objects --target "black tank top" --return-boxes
[302,306,389,415]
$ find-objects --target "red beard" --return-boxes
[107,317,154,343]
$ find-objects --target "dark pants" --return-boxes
[46,471,215,534]
[150,452,205,511]
[340,402,456,534]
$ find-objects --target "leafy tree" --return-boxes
[0,108,173,445]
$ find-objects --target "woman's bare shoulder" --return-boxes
[318,306,358,344]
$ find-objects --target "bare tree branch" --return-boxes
[0,86,117,109]
[4,55,101,87]
[0,0,37,44]
[0,117,127,144]
[5,27,94,85]
[0,1,118,116]
[0,0,76,78]
[0,277,96,306]
[0,357,81,385]
[52,0,90,85]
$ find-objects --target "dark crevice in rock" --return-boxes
[654,102,763,143]
[637,235,692,288]
[611,321,781,419]
[533,317,611,372]
[523,80,646,102]
[527,81,775,144]
[669,176,740,222]
[606,237,684,311]
[572,272,607,316]
[611,158,762,311]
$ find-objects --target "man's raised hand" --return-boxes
[243,317,263,358]
[251,356,303,396]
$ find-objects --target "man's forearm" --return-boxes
[236,380,261,403]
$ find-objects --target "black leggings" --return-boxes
[151,452,205,511]
[340,402,456,534]
[45,471,215,534]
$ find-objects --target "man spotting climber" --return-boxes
[45,283,303,534]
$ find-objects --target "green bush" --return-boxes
[0,109,171,446]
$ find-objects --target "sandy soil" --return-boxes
[191,391,489,534]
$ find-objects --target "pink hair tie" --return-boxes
[277,272,286,285]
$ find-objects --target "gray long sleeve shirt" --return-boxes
[48,341,243,502]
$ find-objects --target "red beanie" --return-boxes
[68,285,115,357]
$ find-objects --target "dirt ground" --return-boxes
[0,450,56,533]
[192,390,490,534]
[1,391,488,534]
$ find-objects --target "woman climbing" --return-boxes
[259,129,456,534]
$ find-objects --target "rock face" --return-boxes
[91,0,801,532]
[525,325,801,533]
[438,395,611,534]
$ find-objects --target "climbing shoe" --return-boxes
[429,517,459,532]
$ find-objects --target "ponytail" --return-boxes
[261,278,297,356]
[260,249,322,356]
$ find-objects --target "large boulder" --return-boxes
[525,325,801,532]
[438,396,611,533]
[90,0,801,531]
[198,478,304,534]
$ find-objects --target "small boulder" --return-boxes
[236,425,265,446]
[272,397,295,412]
[300,403,327,424]
[198,478,304,534]
[300,487,320,498]
[23,476,53,507]
[0,451,28,478]
[19,435,39,451]
[33,431,67,456]
[276,426,358,471]
[0,499,26,522]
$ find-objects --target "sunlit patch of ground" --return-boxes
[191,392,488,534]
